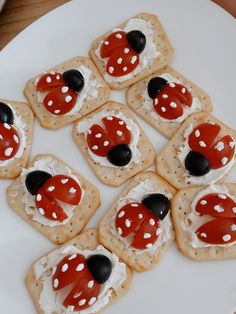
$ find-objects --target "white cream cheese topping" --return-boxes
[95,18,160,83]
[34,244,127,314]
[142,73,201,124]
[21,156,84,227]
[0,104,26,168]
[76,110,141,168]
[35,65,101,116]
[178,123,236,185]
[182,185,236,248]
[111,178,173,255]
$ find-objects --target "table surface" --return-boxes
[0,0,235,50]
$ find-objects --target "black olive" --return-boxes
[25,170,52,195]
[107,144,132,167]
[0,102,14,124]
[147,77,168,99]
[185,151,211,176]
[142,193,170,220]
[86,254,112,284]
[126,30,146,54]
[63,69,84,93]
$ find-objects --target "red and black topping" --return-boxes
[52,253,112,311]
[147,77,193,120]
[25,170,82,222]
[115,193,170,250]
[36,69,84,115]
[194,192,236,245]
[0,102,20,161]
[87,116,132,167]
[100,30,146,77]
[184,123,235,176]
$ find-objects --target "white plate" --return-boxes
[0,0,236,313]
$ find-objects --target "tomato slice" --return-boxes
[63,272,101,311]
[102,116,131,145]
[36,72,64,92]
[165,83,192,107]
[153,92,183,120]
[0,123,20,161]
[35,190,68,222]
[195,193,236,218]
[196,217,236,244]
[42,175,82,205]
[52,253,87,291]
[100,31,128,58]
[43,86,77,115]
[87,124,114,157]
[131,211,160,250]
[106,48,139,77]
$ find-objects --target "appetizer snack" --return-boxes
[90,13,174,89]
[73,101,155,186]
[156,112,236,190]
[0,99,34,179]
[172,184,236,260]
[7,154,100,244]
[99,172,176,272]
[24,56,110,129]
[26,228,132,314]
[127,66,212,139]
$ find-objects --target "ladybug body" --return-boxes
[0,102,20,161]
[25,170,82,222]
[52,253,112,311]
[36,69,84,115]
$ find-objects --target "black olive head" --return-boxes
[147,77,168,99]
[185,151,211,176]
[142,193,170,220]
[86,254,112,284]
[25,170,52,195]
[63,69,84,93]
[107,144,132,167]
[0,102,14,125]
[126,30,146,54]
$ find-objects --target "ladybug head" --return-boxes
[25,170,52,195]
[63,69,84,93]
[185,151,211,176]
[147,77,168,99]
[0,102,14,125]
[107,144,132,167]
[126,30,146,54]
[142,193,170,220]
[86,254,112,284]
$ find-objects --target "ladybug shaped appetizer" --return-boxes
[184,123,235,176]
[52,253,112,311]
[194,192,236,245]
[25,170,82,222]
[147,77,193,120]
[0,102,21,161]
[100,30,146,77]
[87,115,132,167]
[115,193,170,250]
[36,69,84,116]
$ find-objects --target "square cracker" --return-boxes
[172,184,236,261]
[89,12,174,90]
[7,154,100,244]
[24,56,110,129]
[26,228,133,314]
[126,65,212,139]
[156,112,236,190]
[99,172,176,272]
[72,101,156,187]
[0,99,34,179]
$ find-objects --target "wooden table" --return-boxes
[0,0,235,50]
[0,0,69,50]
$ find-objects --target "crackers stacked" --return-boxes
[1,11,235,314]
